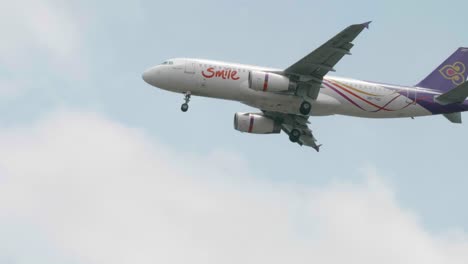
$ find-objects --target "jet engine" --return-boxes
[248,71,292,92]
[234,112,281,134]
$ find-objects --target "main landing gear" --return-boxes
[299,101,311,115]
[181,91,191,112]
[289,128,301,143]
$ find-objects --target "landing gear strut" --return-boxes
[289,129,301,143]
[299,101,311,115]
[181,91,191,112]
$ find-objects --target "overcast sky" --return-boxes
[1,0,468,263]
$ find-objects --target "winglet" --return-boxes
[362,21,372,29]
[313,144,322,152]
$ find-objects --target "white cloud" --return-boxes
[0,0,83,71]
[0,110,467,264]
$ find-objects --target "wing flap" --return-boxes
[284,21,370,99]
[264,111,321,152]
[282,125,321,152]
[284,22,369,76]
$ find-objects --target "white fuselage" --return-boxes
[143,58,436,118]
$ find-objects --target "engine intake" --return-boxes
[248,71,291,92]
[234,112,281,134]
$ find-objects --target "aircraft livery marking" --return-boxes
[324,80,413,112]
[248,115,254,133]
[439,61,465,85]
[201,67,240,80]
[263,74,269,91]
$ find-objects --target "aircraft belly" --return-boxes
[241,91,303,114]
[311,93,341,116]
[192,77,242,100]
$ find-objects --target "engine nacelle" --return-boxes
[234,112,281,134]
[248,71,291,92]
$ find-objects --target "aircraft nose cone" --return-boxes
[142,67,159,86]
[141,66,163,86]
[142,65,169,88]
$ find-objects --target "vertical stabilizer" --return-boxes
[417,48,468,92]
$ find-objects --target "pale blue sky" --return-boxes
[2,0,468,261]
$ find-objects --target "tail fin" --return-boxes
[417,47,468,92]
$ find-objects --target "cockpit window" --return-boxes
[161,61,174,65]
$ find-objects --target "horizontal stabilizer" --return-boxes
[435,81,468,105]
[443,112,462,123]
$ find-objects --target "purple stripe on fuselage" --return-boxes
[324,78,468,115]
[390,85,468,114]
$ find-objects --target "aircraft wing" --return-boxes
[263,111,321,152]
[284,21,371,99]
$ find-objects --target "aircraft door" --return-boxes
[406,87,417,104]
[184,60,195,74]
[181,60,198,92]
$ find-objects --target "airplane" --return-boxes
[142,21,468,152]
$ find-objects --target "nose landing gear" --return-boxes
[181,91,191,112]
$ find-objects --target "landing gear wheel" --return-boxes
[289,129,301,143]
[299,101,312,115]
[181,91,191,112]
[181,103,189,112]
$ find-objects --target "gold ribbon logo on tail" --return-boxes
[439,61,466,85]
